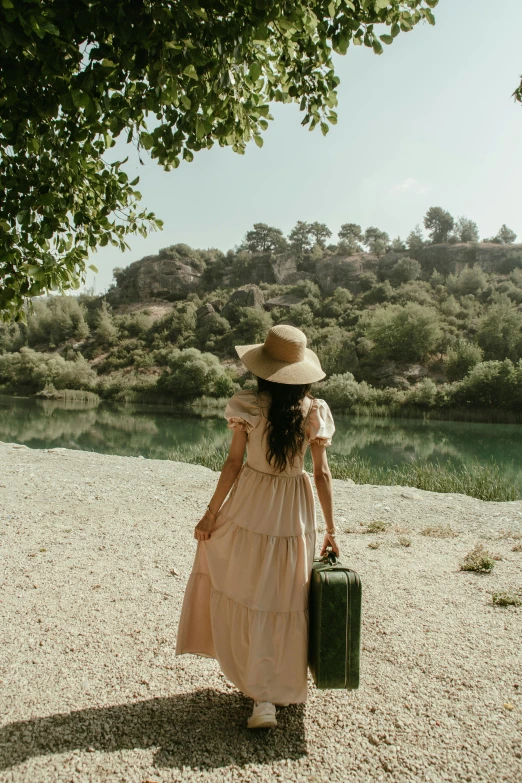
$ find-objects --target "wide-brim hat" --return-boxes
[235,324,325,385]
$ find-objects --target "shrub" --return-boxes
[445,340,484,381]
[408,378,439,409]
[0,347,96,392]
[95,301,119,345]
[389,257,421,286]
[421,525,458,538]
[364,520,389,534]
[359,303,443,363]
[26,296,90,347]
[459,544,495,573]
[231,307,273,345]
[477,295,522,361]
[157,347,235,402]
[0,320,26,352]
[447,265,487,296]
[316,372,360,409]
[452,359,522,410]
[491,591,522,607]
[398,536,412,547]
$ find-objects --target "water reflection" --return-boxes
[0,395,520,489]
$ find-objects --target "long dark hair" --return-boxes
[256,376,312,472]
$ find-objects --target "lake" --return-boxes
[0,395,521,492]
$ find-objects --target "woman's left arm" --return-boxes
[194,428,247,541]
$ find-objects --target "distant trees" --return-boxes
[485,224,518,245]
[237,212,517,263]
[288,221,314,255]
[407,224,425,254]
[363,226,390,257]
[243,223,287,253]
[451,217,480,244]
[424,207,455,244]
[309,222,332,248]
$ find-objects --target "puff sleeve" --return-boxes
[306,398,335,446]
[224,390,261,434]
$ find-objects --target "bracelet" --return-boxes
[206,504,218,518]
[326,530,337,537]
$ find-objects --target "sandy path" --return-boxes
[0,441,521,783]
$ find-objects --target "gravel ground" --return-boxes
[0,441,521,783]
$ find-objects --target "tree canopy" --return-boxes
[0,0,438,320]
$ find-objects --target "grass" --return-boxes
[326,454,520,502]
[166,445,520,502]
[492,591,522,607]
[364,520,389,534]
[398,536,412,547]
[421,524,458,538]
[460,544,496,573]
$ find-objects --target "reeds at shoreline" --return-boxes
[167,444,520,502]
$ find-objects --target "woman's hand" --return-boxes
[194,509,217,542]
[319,531,340,558]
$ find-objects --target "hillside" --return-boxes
[1,232,522,421]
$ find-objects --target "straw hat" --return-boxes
[235,325,325,384]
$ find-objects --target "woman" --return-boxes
[175,324,338,728]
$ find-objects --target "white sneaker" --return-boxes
[247,701,277,729]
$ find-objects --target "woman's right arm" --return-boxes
[310,441,340,557]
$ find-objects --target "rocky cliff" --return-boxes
[108,241,522,303]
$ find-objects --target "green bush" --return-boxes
[460,544,495,573]
[389,257,421,286]
[359,303,442,363]
[231,307,273,345]
[316,372,360,409]
[157,347,236,402]
[26,296,90,348]
[0,320,26,352]
[452,359,522,410]
[445,340,484,381]
[0,347,96,392]
[477,295,522,361]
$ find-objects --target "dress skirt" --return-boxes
[175,463,317,704]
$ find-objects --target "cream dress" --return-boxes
[175,389,335,704]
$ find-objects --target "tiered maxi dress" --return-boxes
[175,389,335,704]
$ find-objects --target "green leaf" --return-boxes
[180,94,191,110]
[2,0,15,8]
[249,62,262,81]
[391,23,400,38]
[320,122,329,136]
[88,264,98,273]
[254,134,263,148]
[380,35,393,45]
[374,0,389,9]
[183,64,198,80]
[372,39,383,55]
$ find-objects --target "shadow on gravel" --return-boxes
[0,688,307,771]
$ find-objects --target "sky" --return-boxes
[87,0,522,293]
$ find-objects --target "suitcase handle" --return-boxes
[320,548,338,566]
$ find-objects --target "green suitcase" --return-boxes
[308,549,362,689]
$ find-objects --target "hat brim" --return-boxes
[235,344,326,384]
